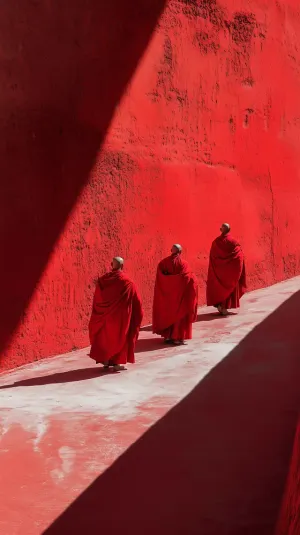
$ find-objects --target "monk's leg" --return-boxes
[212,303,223,314]
[171,315,192,344]
[156,322,192,345]
[110,340,133,371]
[158,327,174,344]
[89,345,110,368]
[220,285,240,315]
[160,325,178,344]
[90,346,127,371]
[113,364,126,371]
[110,354,126,371]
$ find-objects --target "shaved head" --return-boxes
[112,256,124,270]
[171,243,182,254]
[220,223,230,235]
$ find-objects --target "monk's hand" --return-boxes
[93,277,99,285]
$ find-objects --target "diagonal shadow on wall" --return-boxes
[0,0,166,364]
[44,291,300,535]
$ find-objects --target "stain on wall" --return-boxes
[1,0,300,369]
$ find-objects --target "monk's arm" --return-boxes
[132,291,144,329]
[158,259,170,276]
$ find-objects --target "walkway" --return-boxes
[0,278,299,534]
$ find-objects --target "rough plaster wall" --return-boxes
[1,0,300,369]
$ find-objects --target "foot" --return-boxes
[164,339,174,344]
[221,308,229,316]
[113,365,127,372]
[173,340,186,345]
[217,305,223,314]
[102,361,109,370]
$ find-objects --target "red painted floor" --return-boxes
[0,279,299,534]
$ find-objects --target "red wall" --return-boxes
[275,418,300,535]
[1,0,300,370]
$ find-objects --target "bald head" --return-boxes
[112,256,124,271]
[171,243,182,255]
[220,223,230,235]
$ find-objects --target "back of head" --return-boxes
[112,256,124,271]
[220,223,230,235]
[171,243,182,255]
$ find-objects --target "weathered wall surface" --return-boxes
[1,0,300,370]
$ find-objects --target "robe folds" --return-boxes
[89,270,143,365]
[152,254,198,340]
[206,233,246,309]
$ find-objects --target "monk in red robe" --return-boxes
[89,257,143,372]
[206,223,246,316]
[152,244,198,345]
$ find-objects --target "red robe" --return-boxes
[152,254,198,340]
[206,233,246,309]
[89,270,143,365]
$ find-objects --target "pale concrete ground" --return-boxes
[0,278,299,534]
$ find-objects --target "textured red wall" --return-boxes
[1,0,300,370]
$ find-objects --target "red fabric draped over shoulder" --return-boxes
[152,254,198,336]
[206,233,246,307]
[89,270,143,365]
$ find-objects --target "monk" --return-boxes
[152,244,198,345]
[89,257,143,372]
[206,223,246,316]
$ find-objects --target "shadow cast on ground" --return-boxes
[196,311,238,322]
[135,337,165,353]
[141,310,238,331]
[44,291,300,534]
[0,367,103,388]
[0,338,170,388]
